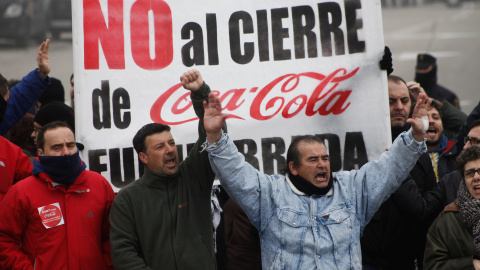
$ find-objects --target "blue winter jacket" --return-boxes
[206,129,426,269]
[0,68,50,135]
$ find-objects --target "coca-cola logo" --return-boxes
[150,68,359,125]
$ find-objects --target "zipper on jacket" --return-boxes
[167,183,179,269]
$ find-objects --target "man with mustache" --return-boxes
[203,81,431,269]
[0,121,115,270]
[110,69,225,270]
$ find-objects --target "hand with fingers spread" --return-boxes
[204,92,228,144]
[180,69,203,92]
[37,39,50,79]
[407,93,432,142]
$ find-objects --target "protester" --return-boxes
[110,69,225,269]
[439,118,480,207]
[425,101,460,181]
[37,77,65,108]
[203,72,431,268]
[31,101,75,147]
[0,121,115,270]
[0,39,51,135]
[415,53,460,109]
[361,75,443,270]
[6,113,36,159]
[223,197,262,270]
[0,80,32,202]
[424,145,480,269]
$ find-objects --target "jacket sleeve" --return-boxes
[184,82,226,191]
[109,193,153,270]
[0,69,50,135]
[13,145,33,184]
[391,178,443,222]
[206,133,278,231]
[102,180,116,270]
[439,99,467,139]
[423,213,474,270]
[350,129,426,227]
[0,185,34,270]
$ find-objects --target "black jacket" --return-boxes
[361,153,443,270]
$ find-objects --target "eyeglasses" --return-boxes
[465,168,480,178]
[464,137,479,146]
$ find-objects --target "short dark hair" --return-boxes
[282,135,324,174]
[470,119,480,130]
[456,145,480,178]
[388,74,408,87]
[133,123,171,154]
[37,121,74,150]
[0,74,8,98]
[428,100,443,119]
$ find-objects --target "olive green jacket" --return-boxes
[110,83,217,270]
[424,201,475,270]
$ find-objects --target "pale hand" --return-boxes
[407,93,431,142]
[473,259,480,270]
[180,69,203,92]
[406,81,426,102]
[37,39,50,79]
[204,92,228,143]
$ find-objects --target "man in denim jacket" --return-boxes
[202,90,430,269]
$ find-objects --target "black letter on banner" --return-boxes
[271,8,291,61]
[292,6,318,59]
[316,133,342,172]
[109,148,136,188]
[262,137,286,174]
[317,3,345,56]
[234,139,260,170]
[112,88,131,129]
[181,23,205,67]
[92,80,111,129]
[206,14,219,65]
[345,0,365,54]
[109,148,122,187]
[257,10,269,62]
[122,147,136,185]
[88,149,108,174]
[343,132,368,170]
[229,11,254,64]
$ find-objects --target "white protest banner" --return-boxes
[73,0,390,192]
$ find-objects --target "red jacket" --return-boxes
[0,169,115,270]
[0,136,32,202]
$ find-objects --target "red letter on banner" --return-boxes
[130,0,173,70]
[83,0,125,69]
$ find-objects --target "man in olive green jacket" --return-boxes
[110,70,221,270]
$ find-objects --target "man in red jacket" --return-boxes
[0,121,115,270]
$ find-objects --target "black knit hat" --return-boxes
[38,77,65,106]
[34,101,75,132]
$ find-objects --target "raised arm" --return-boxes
[0,40,51,135]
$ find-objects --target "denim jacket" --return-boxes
[206,129,426,269]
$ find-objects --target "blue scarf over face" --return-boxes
[33,150,86,186]
[427,134,448,153]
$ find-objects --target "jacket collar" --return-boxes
[142,166,179,189]
[35,170,89,193]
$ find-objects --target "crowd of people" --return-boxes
[0,38,479,270]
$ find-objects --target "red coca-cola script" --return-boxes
[150,68,358,125]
